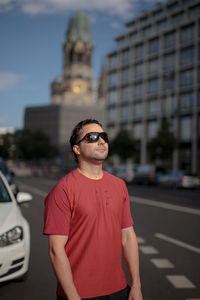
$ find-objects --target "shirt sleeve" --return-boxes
[43,183,71,236]
[121,181,134,229]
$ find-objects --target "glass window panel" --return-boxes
[164,32,176,50]
[180,70,194,87]
[122,50,130,65]
[149,59,159,75]
[149,78,159,95]
[135,44,144,60]
[134,103,143,118]
[109,55,118,69]
[122,68,130,84]
[121,105,130,121]
[108,107,117,123]
[149,38,159,56]
[163,53,176,71]
[122,86,131,102]
[180,24,195,44]
[148,120,158,139]
[135,83,144,98]
[135,64,144,78]
[180,117,192,141]
[107,90,118,104]
[180,93,194,110]
[108,72,118,87]
[134,123,143,139]
[148,100,159,116]
[180,47,194,66]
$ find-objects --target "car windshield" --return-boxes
[0,161,8,175]
[0,177,12,203]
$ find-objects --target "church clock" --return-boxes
[72,79,87,94]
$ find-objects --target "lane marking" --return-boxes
[130,196,200,216]
[166,275,196,288]
[155,233,200,255]
[18,182,47,198]
[139,246,159,254]
[150,258,174,269]
[137,237,146,244]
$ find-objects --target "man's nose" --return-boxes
[98,137,105,144]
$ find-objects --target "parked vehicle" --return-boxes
[0,158,19,196]
[0,171,32,282]
[115,164,135,183]
[133,164,166,185]
[157,170,198,189]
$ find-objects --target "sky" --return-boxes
[0,0,164,130]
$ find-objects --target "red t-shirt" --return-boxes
[43,169,134,298]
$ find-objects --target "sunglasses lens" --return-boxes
[100,132,108,143]
[85,133,99,143]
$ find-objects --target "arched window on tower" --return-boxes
[77,53,84,64]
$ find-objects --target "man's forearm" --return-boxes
[49,248,81,300]
[122,228,141,288]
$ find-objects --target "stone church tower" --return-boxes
[51,12,93,105]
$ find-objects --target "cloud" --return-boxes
[0,0,138,18]
[0,72,23,91]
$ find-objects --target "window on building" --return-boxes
[149,38,159,56]
[109,55,118,69]
[122,68,130,84]
[180,24,195,44]
[180,47,194,67]
[122,86,131,102]
[180,93,194,111]
[135,44,144,60]
[143,26,152,37]
[180,70,194,88]
[134,122,143,140]
[180,116,192,141]
[135,64,144,79]
[122,50,130,65]
[107,90,118,105]
[148,120,158,139]
[135,82,144,98]
[162,96,174,114]
[121,105,130,121]
[189,4,200,18]
[149,59,159,75]
[149,78,159,95]
[108,107,117,123]
[172,12,185,25]
[163,73,176,91]
[157,19,168,31]
[164,31,176,50]
[148,100,159,116]
[134,103,143,118]
[108,72,118,87]
[163,53,176,71]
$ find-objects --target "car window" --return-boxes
[0,177,12,202]
[0,161,8,175]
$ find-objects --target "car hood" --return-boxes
[0,202,21,234]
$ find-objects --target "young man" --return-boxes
[43,119,143,300]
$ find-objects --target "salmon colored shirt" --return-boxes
[43,169,134,298]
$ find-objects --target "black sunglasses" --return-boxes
[77,132,109,145]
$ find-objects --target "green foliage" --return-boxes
[109,129,135,161]
[13,129,58,161]
[147,119,177,162]
[0,129,58,161]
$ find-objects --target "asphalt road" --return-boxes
[0,176,200,300]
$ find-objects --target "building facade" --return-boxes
[25,12,104,170]
[105,0,200,174]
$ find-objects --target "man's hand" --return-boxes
[128,286,143,300]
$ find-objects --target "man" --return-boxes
[43,119,143,300]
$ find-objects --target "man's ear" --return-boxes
[73,145,80,156]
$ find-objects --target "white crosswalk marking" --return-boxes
[150,258,174,269]
[137,236,146,244]
[166,275,196,288]
[139,245,159,254]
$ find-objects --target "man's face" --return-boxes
[74,123,109,163]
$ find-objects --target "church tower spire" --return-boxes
[51,12,94,105]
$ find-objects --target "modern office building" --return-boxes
[105,0,200,173]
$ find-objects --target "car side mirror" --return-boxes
[17,192,32,204]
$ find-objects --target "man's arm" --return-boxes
[48,235,81,300]
[122,226,143,300]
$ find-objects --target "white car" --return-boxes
[0,171,32,282]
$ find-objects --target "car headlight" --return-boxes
[0,226,23,247]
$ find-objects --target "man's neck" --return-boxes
[77,162,103,180]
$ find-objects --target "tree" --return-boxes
[109,129,135,162]
[0,133,12,159]
[147,119,177,165]
[14,129,58,161]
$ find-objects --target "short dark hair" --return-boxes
[69,119,103,163]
